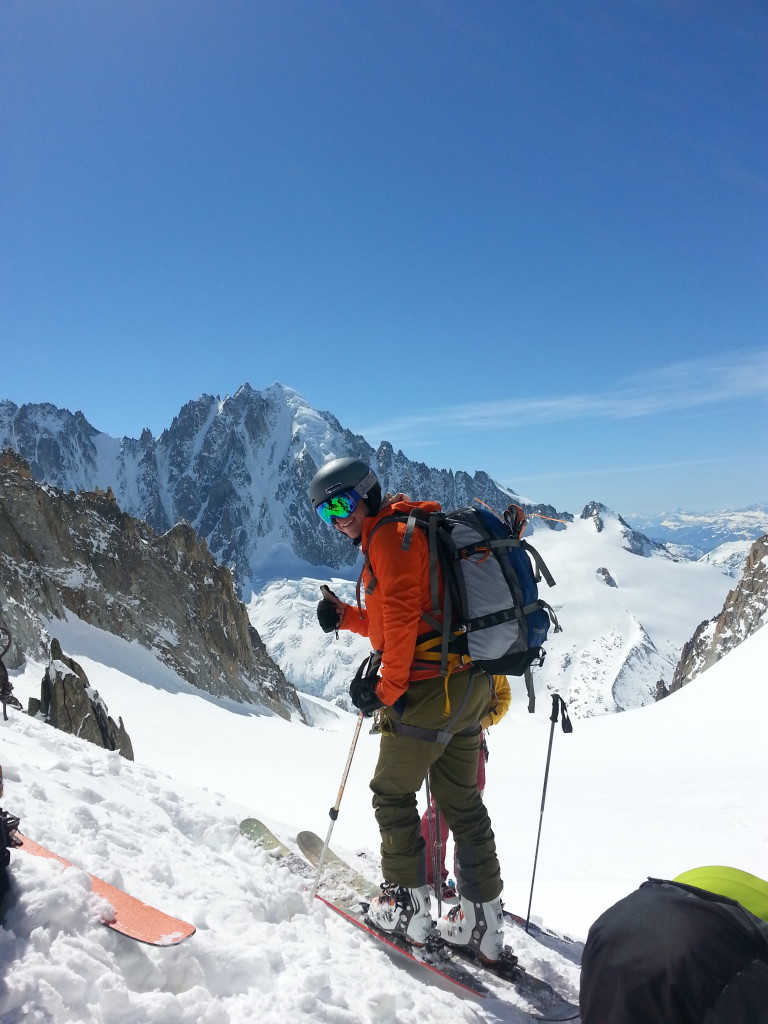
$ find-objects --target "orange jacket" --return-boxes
[339,497,456,706]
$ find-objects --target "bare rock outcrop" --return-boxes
[28,639,134,759]
[0,455,303,720]
[668,534,767,692]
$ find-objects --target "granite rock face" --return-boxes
[0,453,302,719]
[29,639,135,759]
[668,534,767,693]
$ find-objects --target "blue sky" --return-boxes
[2,0,766,516]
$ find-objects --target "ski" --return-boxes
[442,939,581,1019]
[300,829,580,1019]
[18,833,195,946]
[296,828,379,905]
[316,893,489,998]
[238,823,485,997]
[504,908,584,968]
[505,908,580,945]
[239,817,291,857]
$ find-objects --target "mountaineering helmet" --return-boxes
[309,457,381,519]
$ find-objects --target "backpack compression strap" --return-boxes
[524,667,535,713]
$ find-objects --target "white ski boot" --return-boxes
[437,894,505,962]
[366,883,433,946]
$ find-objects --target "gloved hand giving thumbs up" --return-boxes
[317,584,344,634]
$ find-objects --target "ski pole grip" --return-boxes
[549,693,573,733]
[549,693,559,723]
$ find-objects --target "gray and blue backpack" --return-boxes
[362,502,561,711]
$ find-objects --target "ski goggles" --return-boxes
[315,489,360,525]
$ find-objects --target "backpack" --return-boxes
[580,877,768,1024]
[362,502,561,711]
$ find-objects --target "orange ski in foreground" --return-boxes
[18,833,196,946]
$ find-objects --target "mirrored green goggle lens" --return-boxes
[316,491,359,525]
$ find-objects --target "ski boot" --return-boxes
[366,883,433,946]
[437,894,505,962]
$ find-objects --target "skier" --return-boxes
[420,674,511,898]
[311,457,505,960]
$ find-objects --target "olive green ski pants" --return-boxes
[370,667,503,904]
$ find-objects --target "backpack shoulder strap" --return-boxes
[402,510,443,623]
[355,513,408,613]
[358,509,457,676]
[520,538,557,588]
[400,509,454,675]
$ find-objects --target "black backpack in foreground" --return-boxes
[580,877,768,1024]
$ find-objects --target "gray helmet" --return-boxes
[309,457,379,509]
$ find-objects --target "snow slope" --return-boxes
[1,613,765,1022]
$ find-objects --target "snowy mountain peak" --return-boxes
[0,383,759,720]
[579,501,669,559]
[0,385,574,592]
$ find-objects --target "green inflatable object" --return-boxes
[673,865,768,923]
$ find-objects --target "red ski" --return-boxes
[18,833,196,946]
[315,893,488,998]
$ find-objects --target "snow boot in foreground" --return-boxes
[437,895,504,962]
[366,884,432,946]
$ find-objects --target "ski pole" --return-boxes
[309,710,365,903]
[424,772,443,918]
[525,693,572,932]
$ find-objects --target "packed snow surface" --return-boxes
[1,616,765,1022]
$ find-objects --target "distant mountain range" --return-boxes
[2,384,764,593]
[626,505,768,556]
[1,384,569,593]
[2,383,765,719]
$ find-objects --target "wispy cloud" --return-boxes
[510,452,768,486]
[357,349,768,442]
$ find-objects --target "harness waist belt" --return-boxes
[388,720,482,745]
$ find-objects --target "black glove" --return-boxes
[349,653,384,717]
[317,586,341,634]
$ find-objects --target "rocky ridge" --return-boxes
[668,533,768,693]
[1,384,746,720]
[0,385,573,594]
[0,451,301,720]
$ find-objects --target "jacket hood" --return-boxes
[360,496,441,551]
[382,496,442,516]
